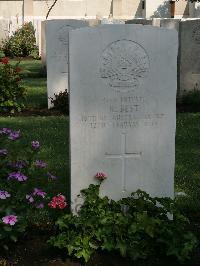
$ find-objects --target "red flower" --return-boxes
[1,57,9,65]
[15,67,22,73]
[48,194,67,209]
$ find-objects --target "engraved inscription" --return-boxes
[192,25,200,44]
[100,40,150,92]
[56,25,75,58]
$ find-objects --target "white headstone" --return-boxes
[69,25,178,212]
[179,20,200,94]
[46,20,88,108]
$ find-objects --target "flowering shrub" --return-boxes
[0,57,26,113]
[2,22,37,58]
[0,127,67,249]
[50,89,69,115]
[49,175,197,263]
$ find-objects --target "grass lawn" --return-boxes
[175,113,200,219]
[10,59,46,79]
[22,78,47,108]
[10,59,48,109]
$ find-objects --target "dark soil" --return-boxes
[176,104,200,113]
[1,108,64,117]
[0,225,200,266]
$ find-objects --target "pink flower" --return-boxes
[95,172,108,181]
[2,215,17,225]
[48,194,67,209]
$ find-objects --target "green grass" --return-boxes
[9,59,48,108]
[0,116,69,198]
[22,78,47,108]
[10,59,46,78]
[175,113,200,219]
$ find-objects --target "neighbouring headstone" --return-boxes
[179,20,200,94]
[0,19,9,44]
[69,25,178,212]
[125,19,152,25]
[101,18,125,24]
[46,19,88,108]
[41,20,47,69]
[160,19,180,32]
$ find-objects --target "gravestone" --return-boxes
[101,18,125,24]
[41,20,47,69]
[69,25,178,212]
[160,19,180,32]
[46,19,88,108]
[179,20,200,94]
[125,19,153,25]
[0,19,9,44]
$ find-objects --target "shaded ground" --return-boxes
[0,225,200,266]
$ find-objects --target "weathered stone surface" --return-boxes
[125,19,153,25]
[46,19,88,108]
[179,19,200,94]
[69,25,178,212]
[160,19,181,32]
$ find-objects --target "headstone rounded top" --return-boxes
[100,40,150,92]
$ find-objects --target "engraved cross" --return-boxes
[105,133,142,193]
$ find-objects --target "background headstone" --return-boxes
[160,19,181,32]
[46,19,88,108]
[179,19,200,94]
[69,25,178,212]
[125,19,153,25]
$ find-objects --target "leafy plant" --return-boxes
[0,57,26,114]
[49,180,197,263]
[30,46,40,60]
[50,90,69,115]
[2,22,37,58]
[0,127,66,249]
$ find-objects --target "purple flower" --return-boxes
[33,188,46,198]
[2,215,17,225]
[47,172,58,180]
[0,149,8,156]
[0,190,11,199]
[1,128,12,135]
[8,172,28,182]
[34,160,47,168]
[36,203,44,209]
[31,141,40,150]
[26,194,34,203]
[12,160,27,169]
[8,130,20,141]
